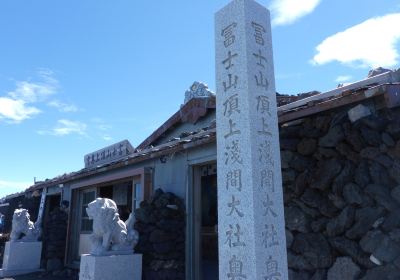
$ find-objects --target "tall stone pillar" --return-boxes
[215,0,288,279]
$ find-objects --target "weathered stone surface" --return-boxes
[292,233,333,269]
[371,234,400,263]
[361,115,388,131]
[288,269,311,280]
[369,161,393,186]
[360,230,385,253]
[337,142,360,162]
[215,2,287,279]
[285,206,310,233]
[348,104,372,123]
[288,251,313,271]
[315,115,331,132]
[327,257,361,280]
[297,138,317,156]
[311,218,329,233]
[355,161,371,188]
[326,206,355,237]
[382,132,396,147]
[344,126,365,152]
[382,209,400,231]
[301,189,338,218]
[310,269,326,280]
[281,138,301,151]
[281,150,294,169]
[391,186,400,204]
[365,184,399,211]
[361,127,381,147]
[293,199,321,218]
[329,237,374,268]
[360,147,381,160]
[289,154,314,172]
[278,100,400,278]
[389,229,400,243]
[361,264,400,280]
[332,161,355,195]
[319,125,345,147]
[283,169,297,184]
[389,160,400,184]
[310,159,342,190]
[343,183,364,205]
[346,207,385,240]
[294,171,309,196]
[286,229,294,248]
[392,141,400,158]
[328,193,347,209]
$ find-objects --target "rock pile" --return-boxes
[43,207,68,271]
[134,189,185,280]
[282,105,400,279]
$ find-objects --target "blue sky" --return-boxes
[1,0,400,198]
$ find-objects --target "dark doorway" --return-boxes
[200,165,218,280]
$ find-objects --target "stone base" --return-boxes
[79,254,142,280]
[0,241,42,277]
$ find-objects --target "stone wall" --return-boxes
[42,207,68,271]
[281,104,400,279]
[134,189,185,280]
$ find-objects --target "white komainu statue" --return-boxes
[86,198,139,256]
[10,208,41,242]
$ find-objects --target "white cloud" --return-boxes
[8,81,56,103]
[0,97,41,123]
[335,75,352,83]
[270,0,321,26]
[0,70,58,123]
[102,135,113,141]
[312,13,400,68]
[0,180,31,198]
[48,100,78,113]
[38,119,87,136]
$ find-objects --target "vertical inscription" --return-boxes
[216,1,287,279]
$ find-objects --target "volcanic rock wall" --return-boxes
[134,189,185,280]
[282,105,400,280]
[43,207,68,271]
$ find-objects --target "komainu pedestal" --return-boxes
[0,241,43,277]
[79,254,142,280]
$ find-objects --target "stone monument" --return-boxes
[0,209,43,277]
[215,0,288,279]
[79,198,142,280]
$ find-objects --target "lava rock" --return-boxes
[329,237,374,269]
[288,251,314,271]
[365,184,399,211]
[326,206,355,237]
[346,207,385,240]
[355,161,371,188]
[327,257,361,280]
[319,125,345,148]
[310,159,342,190]
[292,233,333,269]
[297,138,317,156]
[285,206,311,233]
[281,150,294,169]
[343,183,364,205]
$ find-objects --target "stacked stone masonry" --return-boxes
[282,104,400,280]
[43,207,68,271]
[134,189,185,280]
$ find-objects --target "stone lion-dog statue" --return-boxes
[10,208,41,242]
[86,197,139,256]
